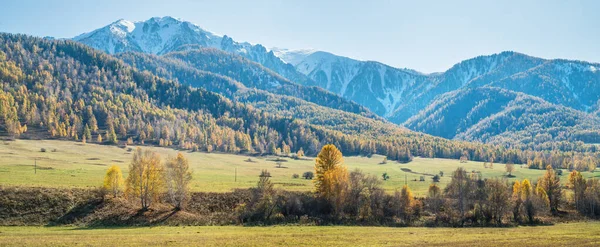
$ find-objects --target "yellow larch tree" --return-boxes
[103,165,124,198]
[314,144,348,217]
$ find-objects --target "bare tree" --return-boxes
[444,167,474,225]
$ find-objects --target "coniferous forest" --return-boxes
[1,33,599,171]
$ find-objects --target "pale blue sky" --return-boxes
[1,0,599,73]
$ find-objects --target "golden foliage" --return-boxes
[428,183,441,198]
[165,152,193,210]
[400,185,415,213]
[538,165,561,213]
[125,147,164,209]
[314,144,348,216]
[314,144,344,194]
[103,165,123,198]
[512,180,522,197]
[521,179,532,199]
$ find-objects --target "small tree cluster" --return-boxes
[104,148,194,211]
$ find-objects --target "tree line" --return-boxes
[104,144,600,226]
[103,148,192,211]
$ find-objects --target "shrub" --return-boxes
[302,171,314,180]
[240,170,278,223]
[292,174,299,179]
[260,170,271,178]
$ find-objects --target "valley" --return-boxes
[72,17,600,151]
[6,139,595,195]
[0,6,600,246]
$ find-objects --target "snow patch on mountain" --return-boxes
[271,48,316,65]
[73,16,316,90]
[73,16,278,60]
[282,49,432,116]
[295,51,362,95]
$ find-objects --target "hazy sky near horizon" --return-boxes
[1,0,599,73]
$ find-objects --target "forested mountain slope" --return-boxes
[71,17,600,152]
[116,49,375,118]
[404,87,600,150]
[0,33,532,164]
[278,49,600,129]
[115,50,396,138]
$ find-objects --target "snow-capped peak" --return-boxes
[72,16,310,89]
[73,16,224,55]
[271,47,317,65]
[109,19,135,37]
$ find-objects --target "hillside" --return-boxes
[116,49,376,118]
[0,33,532,164]
[278,49,600,126]
[71,17,600,152]
[404,87,600,150]
[0,33,381,157]
[273,49,432,117]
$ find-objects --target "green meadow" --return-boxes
[0,139,597,195]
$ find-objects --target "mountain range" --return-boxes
[72,16,600,149]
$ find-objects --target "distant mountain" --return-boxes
[71,17,600,149]
[273,49,431,117]
[487,59,600,111]
[276,49,600,123]
[116,48,376,118]
[3,33,523,163]
[73,16,313,88]
[404,87,600,149]
[388,52,547,123]
[115,50,390,135]
[274,49,600,148]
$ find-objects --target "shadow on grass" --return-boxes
[65,209,180,230]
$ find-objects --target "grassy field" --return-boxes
[0,222,598,246]
[0,139,598,195]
